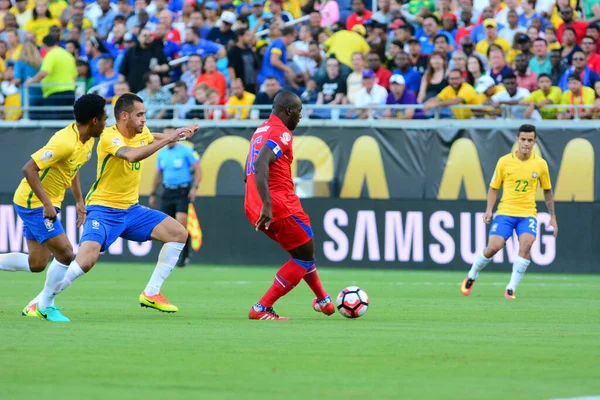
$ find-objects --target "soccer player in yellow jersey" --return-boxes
[34,94,199,322]
[460,124,559,300]
[0,94,107,321]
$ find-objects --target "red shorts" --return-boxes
[258,212,314,251]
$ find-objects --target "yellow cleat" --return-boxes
[21,304,38,318]
[139,292,179,313]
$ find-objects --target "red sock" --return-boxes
[259,259,307,308]
[303,266,328,300]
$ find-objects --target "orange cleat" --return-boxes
[460,277,475,296]
[139,292,179,313]
[505,289,516,299]
[248,306,289,320]
[312,295,335,316]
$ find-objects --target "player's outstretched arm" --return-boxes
[152,125,199,142]
[544,189,558,237]
[115,130,183,163]
[253,146,276,231]
[70,171,87,227]
[22,159,56,220]
[483,187,499,224]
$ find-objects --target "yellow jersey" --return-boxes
[437,83,481,119]
[525,87,562,119]
[13,123,94,209]
[226,91,256,119]
[490,152,552,218]
[85,125,154,210]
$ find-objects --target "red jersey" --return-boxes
[346,11,373,31]
[244,115,303,223]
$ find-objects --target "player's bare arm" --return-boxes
[115,131,183,163]
[22,159,56,220]
[253,146,276,231]
[152,124,199,142]
[544,189,558,237]
[71,171,87,227]
[484,187,499,224]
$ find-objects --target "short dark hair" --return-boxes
[587,24,600,33]
[563,26,576,35]
[281,26,296,37]
[174,80,188,90]
[42,34,58,47]
[518,124,537,137]
[264,75,278,82]
[399,24,415,35]
[533,37,547,45]
[74,94,106,124]
[538,73,551,80]
[582,35,595,43]
[504,72,517,80]
[233,28,247,42]
[114,93,143,119]
[434,33,449,44]
[143,71,159,85]
[66,40,81,50]
[423,15,440,25]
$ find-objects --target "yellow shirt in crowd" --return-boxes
[525,86,562,119]
[226,91,256,119]
[437,83,481,119]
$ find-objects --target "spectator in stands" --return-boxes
[85,36,109,77]
[25,1,60,46]
[227,29,258,94]
[94,55,118,101]
[459,36,489,70]
[346,51,364,105]
[253,75,280,119]
[119,27,169,92]
[204,87,226,119]
[557,74,595,119]
[257,25,297,90]
[14,40,41,110]
[558,50,599,90]
[476,75,506,102]
[467,55,486,88]
[312,56,346,118]
[417,15,456,55]
[153,24,180,62]
[560,27,582,65]
[449,51,468,79]
[27,34,76,119]
[581,35,600,73]
[455,7,475,45]
[367,52,391,90]
[515,53,538,92]
[557,6,587,44]
[2,62,21,120]
[518,0,542,28]
[349,68,387,119]
[393,51,421,94]
[65,40,81,59]
[384,74,423,119]
[10,0,32,30]
[549,49,569,86]
[529,38,552,75]
[346,0,372,31]
[299,79,318,104]
[543,25,560,51]
[373,0,391,24]
[158,9,181,44]
[441,13,458,37]
[489,72,531,118]
[499,9,526,45]
[226,78,255,119]
[95,0,116,39]
[193,54,227,100]
[111,80,129,106]
[526,25,540,43]
[248,0,269,31]
[433,34,451,62]
[471,7,504,43]
[417,52,447,104]
[520,73,562,119]
[180,27,225,59]
[268,0,294,25]
[407,37,427,75]
[476,19,511,56]
[424,69,481,119]
[488,46,514,84]
[137,71,171,119]
[207,11,236,45]
[322,24,369,70]
[5,28,21,61]
[315,0,339,27]
[169,80,196,119]
[180,54,201,96]
[586,24,600,55]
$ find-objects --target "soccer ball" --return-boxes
[336,286,369,319]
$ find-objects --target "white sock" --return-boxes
[468,251,493,280]
[144,242,185,296]
[507,256,530,292]
[38,261,85,310]
[28,258,69,306]
[0,253,31,272]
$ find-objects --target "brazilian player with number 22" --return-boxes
[461,124,559,299]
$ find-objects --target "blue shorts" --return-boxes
[490,215,537,240]
[14,204,64,244]
[80,204,169,252]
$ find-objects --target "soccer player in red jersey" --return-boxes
[245,91,334,320]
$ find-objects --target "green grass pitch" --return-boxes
[0,263,598,400]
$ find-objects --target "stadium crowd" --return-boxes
[0,0,600,120]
